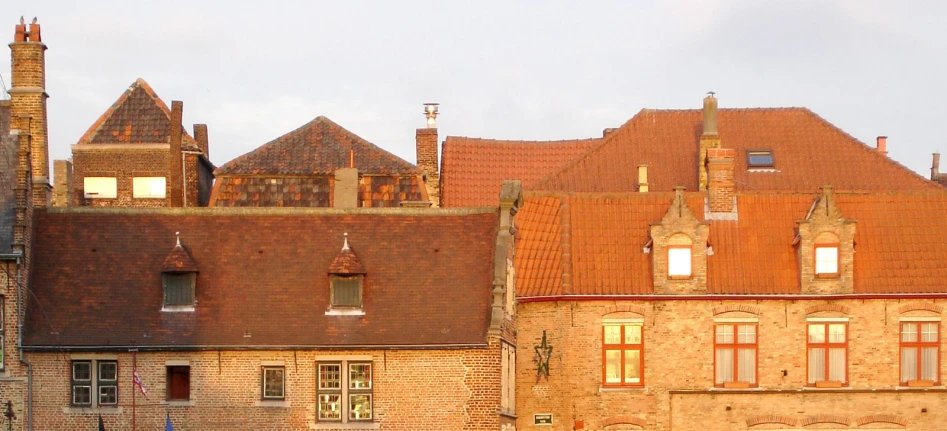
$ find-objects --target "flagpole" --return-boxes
[132,350,137,431]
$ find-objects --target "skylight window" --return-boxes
[747,150,774,168]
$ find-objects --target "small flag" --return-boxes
[166,412,174,431]
[133,370,147,397]
[97,414,106,431]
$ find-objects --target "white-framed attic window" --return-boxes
[83,177,117,199]
[133,177,167,198]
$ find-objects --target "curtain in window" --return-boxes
[902,347,918,382]
[828,348,845,382]
[922,347,938,381]
[738,348,756,383]
[808,348,824,383]
[716,349,733,383]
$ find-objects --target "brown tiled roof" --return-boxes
[328,237,366,274]
[439,137,600,207]
[76,78,199,149]
[26,208,498,348]
[161,239,199,273]
[535,108,940,193]
[215,117,419,176]
[516,190,947,297]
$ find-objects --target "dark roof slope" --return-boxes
[0,102,17,254]
[76,78,199,149]
[536,108,940,193]
[440,136,600,207]
[215,117,419,176]
[26,208,497,349]
[516,190,947,297]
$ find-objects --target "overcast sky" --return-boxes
[3,1,946,178]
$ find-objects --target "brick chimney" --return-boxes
[193,124,209,158]
[698,93,721,191]
[169,101,184,207]
[52,159,73,207]
[876,136,887,156]
[333,168,358,208]
[931,153,947,187]
[706,148,735,213]
[12,115,32,255]
[417,103,440,207]
[10,17,51,207]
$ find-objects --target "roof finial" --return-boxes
[175,231,181,247]
[32,17,38,25]
[342,232,350,251]
[19,16,25,25]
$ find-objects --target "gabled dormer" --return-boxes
[160,232,198,311]
[326,233,366,316]
[649,187,710,294]
[795,186,856,294]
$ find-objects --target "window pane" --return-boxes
[808,325,825,343]
[73,362,91,381]
[828,348,846,382]
[738,348,756,383]
[624,350,640,383]
[716,348,734,384]
[922,323,939,343]
[73,386,92,405]
[133,177,167,198]
[99,385,117,405]
[333,277,361,307]
[318,394,342,420]
[738,325,756,344]
[624,325,641,344]
[350,394,372,420]
[716,325,734,344]
[815,247,839,274]
[902,323,918,342]
[167,366,190,400]
[99,362,117,381]
[808,348,825,383]
[902,347,918,382]
[668,248,691,276]
[164,274,194,306]
[604,350,621,383]
[263,367,284,398]
[829,324,846,343]
[83,177,117,199]
[349,363,371,390]
[604,325,621,344]
[748,151,774,167]
[319,364,341,390]
[922,347,938,381]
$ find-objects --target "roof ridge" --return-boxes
[444,136,601,145]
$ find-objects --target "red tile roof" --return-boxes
[215,116,419,176]
[516,190,947,297]
[161,240,199,273]
[536,108,939,193]
[439,137,600,207]
[25,208,498,349]
[76,78,199,149]
[328,236,366,274]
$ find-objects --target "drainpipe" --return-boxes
[181,152,187,208]
[16,256,32,430]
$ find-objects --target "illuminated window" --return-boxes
[318,361,372,422]
[715,323,758,387]
[83,177,117,199]
[808,322,847,386]
[815,245,839,276]
[603,321,644,387]
[901,321,940,385]
[133,177,166,198]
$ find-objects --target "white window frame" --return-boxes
[71,359,118,407]
[83,177,117,199]
[316,358,373,423]
[132,177,167,198]
[815,246,839,275]
[668,247,692,278]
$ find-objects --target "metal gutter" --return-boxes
[22,343,489,352]
[518,293,947,303]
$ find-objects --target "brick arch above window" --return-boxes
[805,303,851,315]
[604,304,647,317]
[712,304,761,316]
[799,414,851,427]
[814,231,840,244]
[899,302,943,315]
[856,414,907,427]
[602,415,647,429]
[745,414,797,428]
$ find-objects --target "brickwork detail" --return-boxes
[805,303,852,315]
[706,148,735,213]
[712,304,760,315]
[798,413,851,426]
[602,415,647,428]
[10,28,51,207]
[856,414,908,426]
[745,414,797,427]
[797,186,857,294]
[650,187,710,294]
[604,304,648,316]
[72,148,171,207]
[416,128,439,207]
[899,302,943,314]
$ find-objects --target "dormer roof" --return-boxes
[328,234,366,275]
[161,233,199,273]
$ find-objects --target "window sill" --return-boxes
[62,406,123,414]
[600,386,647,393]
[254,400,290,408]
[498,410,517,419]
[309,422,380,430]
[161,305,196,312]
[803,384,848,390]
[162,400,196,407]
[325,309,365,316]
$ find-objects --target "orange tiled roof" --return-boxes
[76,78,199,149]
[516,190,947,297]
[439,137,600,207]
[535,108,939,193]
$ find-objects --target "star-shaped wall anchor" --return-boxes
[534,330,553,381]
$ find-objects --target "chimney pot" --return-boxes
[192,124,209,158]
[707,148,735,213]
[169,101,184,207]
[423,103,439,128]
[876,136,888,155]
[932,153,941,179]
[28,21,41,42]
[702,92,718,136]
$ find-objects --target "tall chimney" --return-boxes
[932,153,941,179]
[417,103,440,207]
[706,148,735,213]
[52,159,73,207]
[876,136,887,156]
[699,92,722,191]
[333,168,358,209]
[193,124,209,158]
[10,17,51,207]
[637,165,649,193]
[12,115,31,255]
[169,101,184,207]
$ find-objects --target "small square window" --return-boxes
[71,360,117,407]
[747,150,774,168]
[83,177,117,199]
[262,366,285,400]
[668,247,692,278]
[331,276,362,308]
[163,273,196,307]
[133,177,167,198]
[166,365,191,401]
[815,246,839,276]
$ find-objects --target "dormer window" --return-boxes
[163,273,196,306]
[746,150,774,168]
[815,245,839,277]
[160,232,199,311]
[327,233,367,315]
[667,234,693,279]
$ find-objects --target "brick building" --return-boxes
[210,116,429,208]
[55,78,215,208]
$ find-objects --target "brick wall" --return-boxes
[516,299,947,431]
[10,27,51,207]
[415,128,439,207]
[26,344,504,431]
[71,148,171,207]
[52,159,73,207]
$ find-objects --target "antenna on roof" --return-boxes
[0,74,8,100]
[175,231,181,247]
[342,232,350,251]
